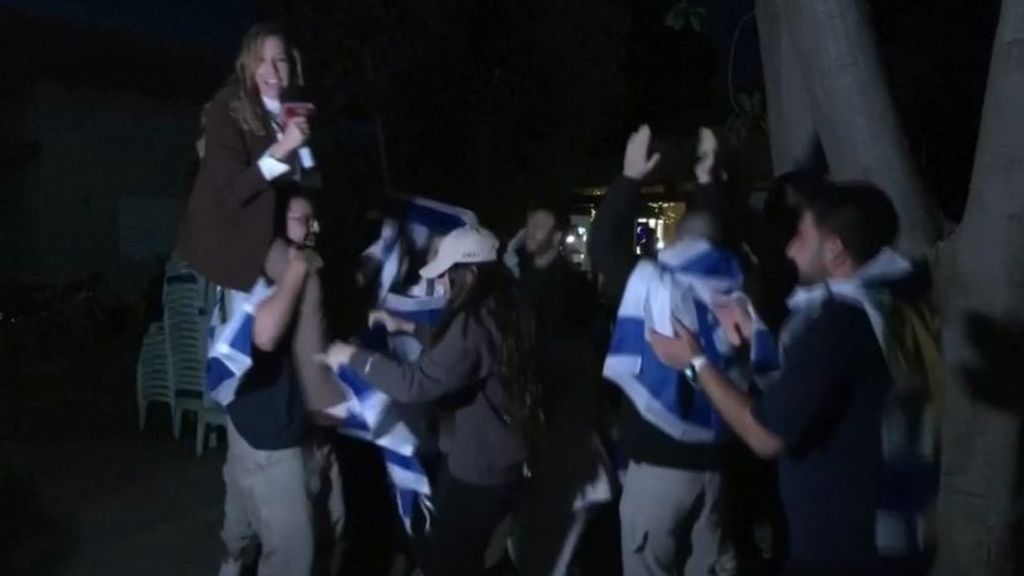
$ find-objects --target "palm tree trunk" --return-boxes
[755,0,818,175]
[777,0,942,255]
[935,1,1024,573]
[757,0,1024,573]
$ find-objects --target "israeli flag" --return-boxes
[205,197,470,535]
[603,238,780,443]
[328,199,476,534]
[363,197,478,301]
[205,279,275,407]
[205,278,445,534]
[785,247,913,346]
[784,248,938,557]
[328,292,450,534]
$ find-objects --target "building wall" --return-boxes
[13,82,199,294]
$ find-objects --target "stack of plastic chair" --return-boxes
[166,252,218,317]
[136,321,173,430]
[163,264,226,456]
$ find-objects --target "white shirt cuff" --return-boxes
[258,153,291,181]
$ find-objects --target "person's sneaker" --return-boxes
[216,558,243,576]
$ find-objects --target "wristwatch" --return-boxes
[683,355,708,385]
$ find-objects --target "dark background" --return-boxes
[0,1,1000,574]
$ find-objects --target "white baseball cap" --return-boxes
[419,225,499,279]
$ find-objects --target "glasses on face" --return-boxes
[287,214,319,244]
[288,214,317,227]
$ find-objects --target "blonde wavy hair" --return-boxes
[228,23,305,136]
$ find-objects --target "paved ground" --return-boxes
[0,313,619,576]
[0,301,707,576]
[1,316,225,576]
[0,302,415,576]
[3,429,225,576]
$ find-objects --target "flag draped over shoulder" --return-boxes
[206,197,477,535]
[603,238,780,443]
[328,291,449,534]
[362,197,477,302]
[785,248,940,557]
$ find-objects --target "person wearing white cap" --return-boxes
[322,224,542,576]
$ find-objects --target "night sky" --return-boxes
[0,6,1008,573]
[0,0,250,53]
[1,0,997,224]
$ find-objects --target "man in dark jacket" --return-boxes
[588,125,743,576]
[505,199,599,346]
[505,200,616,575]
[647,180,939,576]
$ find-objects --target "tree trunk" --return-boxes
[757,0,1024,573]
[779,0,942,255]
[755,0,818,176]
[936,1,1024,573]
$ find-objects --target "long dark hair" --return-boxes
[432,262,543,441]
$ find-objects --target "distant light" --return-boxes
[657,240,665,250]
[566,235,577,244]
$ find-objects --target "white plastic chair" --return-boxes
[136,321,173,430]
[165,255,218,315]
[164,268,227,456]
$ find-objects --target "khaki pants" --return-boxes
[222,418,343,576]
[620,462,727,576]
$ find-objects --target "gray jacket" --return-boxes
[351,307,527,485]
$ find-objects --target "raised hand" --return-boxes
[694,127,719,184]
[623,125,662,180]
